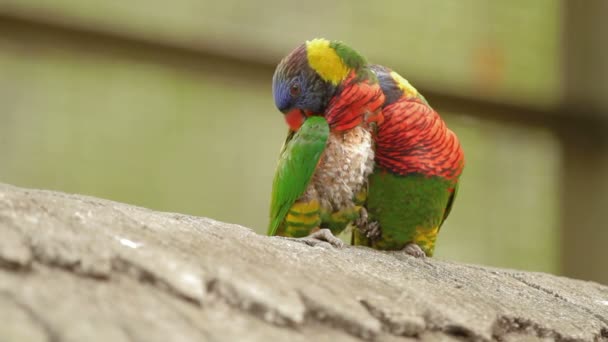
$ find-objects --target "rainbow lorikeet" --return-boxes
[352,65,464,257]
[267,38,464,256]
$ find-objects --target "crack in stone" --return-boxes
[508,273,608,335]
[297,290,378,341]
[358,296,603,342]
[441,324,483,341]
[0,255,32,272]
[358,298,424,338]
[28,246,107,279]
[491,316,570,342]
[359,297,492,341]
[0,225,33,271]
[110,256,203,305]
[1,239,206,307]
[205,277,301,327]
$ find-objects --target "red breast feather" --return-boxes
[375,97,464,180]
[325,72,385,132]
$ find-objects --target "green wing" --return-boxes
[268,116,329,236]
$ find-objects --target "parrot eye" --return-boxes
[289,83,300,97]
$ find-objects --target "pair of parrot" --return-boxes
[267,38,464,257]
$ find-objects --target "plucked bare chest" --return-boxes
[305,126,375,211]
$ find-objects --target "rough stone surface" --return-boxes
[0,183,606,342]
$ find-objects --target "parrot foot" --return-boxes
[297,228,344,248]
[403,243,426,258]
[355,206,369,227]
[362,221,381,240]
[355,207,382,241]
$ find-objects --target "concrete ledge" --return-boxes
[0,183,606,341]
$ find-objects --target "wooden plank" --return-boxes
[559,0,608,284]
[562,0,608,114]
[558,125,608,285]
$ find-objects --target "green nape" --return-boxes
[361,171,455,255]
[329,41,367,70]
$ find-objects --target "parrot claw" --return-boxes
[355,207,369,227]
[355,208,382,241]
[363,221,381,240]
[297,228,345,248]
[403,243,426,258]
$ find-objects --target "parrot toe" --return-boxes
[363,221,381,240]
[355,208,382,241]
[355,207,369,228]
[298,228,345,248]
[403,242,426,258]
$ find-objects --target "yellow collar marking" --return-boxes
[306,39,350,85]
[390,71,419,98]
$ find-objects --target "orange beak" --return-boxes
[285,109,306,131]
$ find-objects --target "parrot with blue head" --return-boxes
[267,38,384,246]
[268,39,464,257]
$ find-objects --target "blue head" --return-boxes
[272,39,369,130]
[272,42,338,130]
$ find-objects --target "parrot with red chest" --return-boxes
[267,38,464,257]
[353,64,464,257]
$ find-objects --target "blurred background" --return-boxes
[0,1,606,284]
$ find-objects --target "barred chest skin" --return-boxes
[303,126,375,212]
